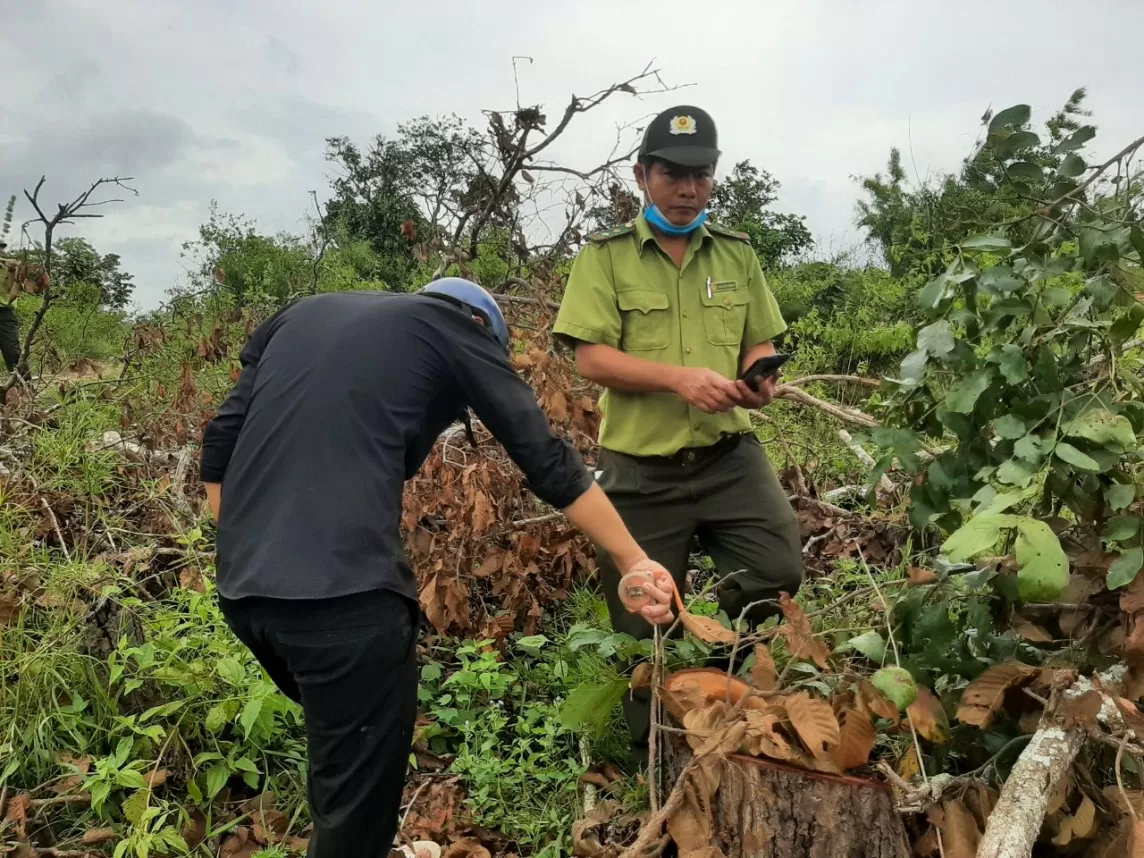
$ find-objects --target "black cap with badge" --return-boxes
[638,105,721,168]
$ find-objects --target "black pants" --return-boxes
[218,589,420,858]
[0,305,19,372]
[595,433,803,750]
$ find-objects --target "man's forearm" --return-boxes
[560,481,646,572]
[574,343,682,394]
[204,481,221,521]
[740,340,777,373]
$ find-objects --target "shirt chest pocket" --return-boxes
[617,289,671,352]
[700,283,750,346]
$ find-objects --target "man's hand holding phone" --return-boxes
[736,353,790,408]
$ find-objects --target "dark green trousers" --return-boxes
[0,305,19,373]
[594,432,803,749]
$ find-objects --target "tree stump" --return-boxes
[662,728,910,858]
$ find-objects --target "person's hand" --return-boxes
[671,367,742,414]
[734,373,777,409]
[617,557,676,626]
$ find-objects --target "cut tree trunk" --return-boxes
[662,729,911,858]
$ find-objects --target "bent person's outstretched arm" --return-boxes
[199,310,282,520]
[444,319,673,624]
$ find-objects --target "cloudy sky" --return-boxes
[3,0,1142,310]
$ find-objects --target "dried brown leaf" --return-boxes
[630,662,652,691]
[4,793,30,839]
[1122,573,1144,615]
[1071,795,1097,839]
[739,707,798,762]
[778,593,831,669]
[679,610,737,645]
[1133,819,1144,858]
[144,768,169,788]
[907,686,951,744]
[907,566,938,585]
[1058,690,1103,729]
[83,828,118,845]
[442,837,492,858]
[831,703,876,770]
[858,678,901,725]
[749,643,777,691]
[1011,612,1053,643]
[780,692,840,762]
[956,662,1037,729]
[939,799,982,858]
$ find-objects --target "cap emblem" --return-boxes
[669,114,697,135]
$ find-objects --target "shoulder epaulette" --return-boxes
[706,222,751,243]
[587,222,636,243]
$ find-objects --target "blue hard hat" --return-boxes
[420,277,510,353]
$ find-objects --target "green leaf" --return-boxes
[239,697,263,740]
[1065,410,1137,451]
[899,349,928,384]
[1054,442,1101,472]
[960,234,1012,252]
[515,634,550,655]
[122,789,149,826]
[204,704,230,734]
[840,631,887,663]
[1015,518,1069,602]
[557,678,629,736]
[1108,548,1144,591]
[997,131,1040,159]
[1057,125,1096,153]
[117,768,149,790]
[1058,153,1086,178]
[918,275,950,311]
[996,345,1029,385]
[1042,286,1071,307]
[918,320,955,356]
[944,369,994,414]
[1131,226,1144,261]
[997,459,1036,488]
[977,490,1030,516]
[979,265,1024,295]
[989,104,1031,133]
[216,657,246,687]
[1106,516,1142,543]
[942,514,1019,562]
[1107,483,1137,511]
[205,763,229,800]
[1111,303,1144,345]
[1085,275,1119,310]
[992,415,1027,440]
[1006,161,1043,182]
[1014,434,1048,464]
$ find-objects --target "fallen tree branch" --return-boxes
[774,384,880,429]
[976,666,1126,858]
[783,374,882,389]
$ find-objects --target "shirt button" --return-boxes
[682,311,688,318]
[685,347,692,354]
[723,297,731,306]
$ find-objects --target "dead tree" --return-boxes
[2,175,137,395]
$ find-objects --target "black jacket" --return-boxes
[200,290,592,602]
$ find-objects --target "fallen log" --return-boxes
[661,727,910,858]
[975,666,1125,858]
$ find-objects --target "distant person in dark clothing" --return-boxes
[199,278,675,858]
[0,241,21,373]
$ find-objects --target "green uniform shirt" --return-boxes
[554,212,787,457]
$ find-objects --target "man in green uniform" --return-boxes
[553,105,803,755]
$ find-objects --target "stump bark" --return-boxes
[662,729,910,858]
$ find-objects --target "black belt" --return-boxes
[624,432,746,467]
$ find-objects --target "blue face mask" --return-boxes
[644,202,708,235]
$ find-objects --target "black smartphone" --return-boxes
[739,353,791,391]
